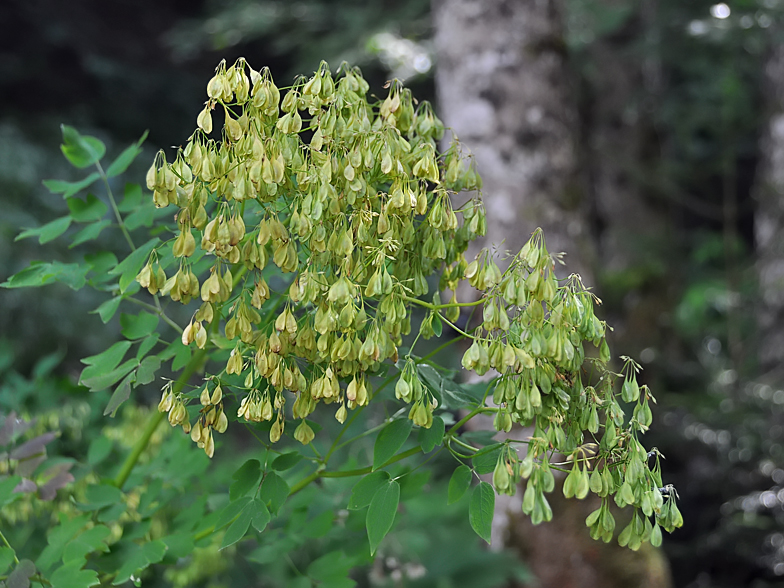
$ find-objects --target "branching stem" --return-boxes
[113,347,208,489]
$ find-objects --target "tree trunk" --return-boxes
[434,0,593,283]
[755,43,784,379]
[433,1,672,586]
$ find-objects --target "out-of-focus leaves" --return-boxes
[7,559,36,588]
[59,125,105,169]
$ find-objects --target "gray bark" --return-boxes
[434,0,593,283]
[755,44,784,377]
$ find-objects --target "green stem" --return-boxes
[447,405,495,437]
[97,160,176,327]
[113,348,207,489]
[96,161,136,252]
[438,313,475,340]
[330,421,388,454]
[323,371,398,462]
[401,294,484,311]
[124,296,183,334]
[290,446,422,495]
[449,436,479,453]
[0,530,19,564]
[445,439,475,460]
[288,470,322,495]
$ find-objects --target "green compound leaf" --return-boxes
[447,464,472,505]
[136,333,159,360]
[135,356,161,386]
[79,341,135,390]
[15,216,72,244]
[120,311,160,340]
[161,533,195,559]
[43,172,100,198]
[66,193,108,222]
[81,340,131,373]
[372,418,412,471]
[80,484,123,510]
[471,443,504,475]
[104,371,136,416]
[0,547,16,575]
[220,501,254,550]
[229,459,262,500]
[0,261,89,290]
[50,561,100,588]
[119,183,143,211]
[0,476,22,507]
[306,550,356,584]
[417,415,444,453]
[70,220,112,248]
[81,358,137,392]
[36,514,90,573]
[112,540,167,585]
[106,131,148,177]
[271,451,304,471]
[215,496,252,530]
[469,481,495,544]
[62,525,110,565]
[250,498,271,533]
[259,472,289,514]
[348,470,390,510]
[60,125,106,169]
[109,237,159,293]
[86,436,112,465]
[366,479,400,555]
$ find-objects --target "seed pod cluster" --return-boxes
[465,229,680,543]
[143,59,484,449]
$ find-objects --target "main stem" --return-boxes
[113,348,207,489]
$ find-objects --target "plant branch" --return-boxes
[323,371,398,462]
[112,347,208,489]
[290,446,423,496]
[0,529,19,564]
[447,405,496,437]
[401,294,484,311]
[124,296,183,334]
[96,161,136,252]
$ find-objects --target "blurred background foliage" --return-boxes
[2,0,784,586]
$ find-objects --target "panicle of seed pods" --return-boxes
[140,59,682,546]
[141,58,484,454]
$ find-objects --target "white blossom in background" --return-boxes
[368,32,432,81]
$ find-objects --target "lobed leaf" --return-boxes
[106,131,148,177]
[60,125,106,169]
[111,540,167,585]
[42,172,100,198]
[418,415,445,453]
[15,216,72,244]
[229,459,262,500]
[66,194,108,222]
